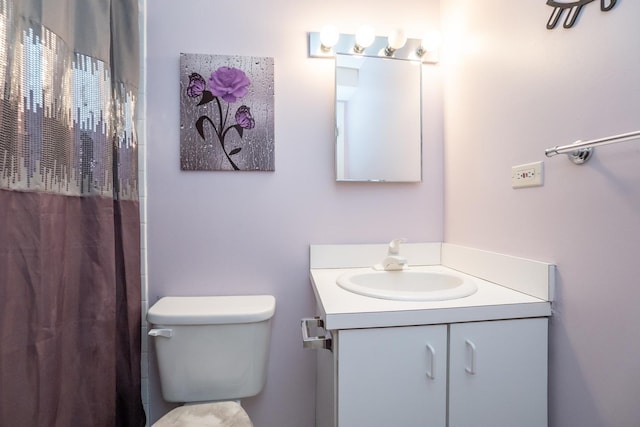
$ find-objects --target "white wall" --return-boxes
[145,0,443,425]
[441,1,640,426]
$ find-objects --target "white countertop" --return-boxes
[311,265,551,330]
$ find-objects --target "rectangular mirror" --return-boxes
[335,53,422,182]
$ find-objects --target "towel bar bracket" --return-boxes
[567,145,593,165]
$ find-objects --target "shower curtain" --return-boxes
[0,0,146,426]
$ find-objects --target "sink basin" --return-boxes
[336,269,478,301]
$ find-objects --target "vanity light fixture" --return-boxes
[354,26,375,54]
[319,25,340,52]
[384,28,407,56]
[308,26,440,63]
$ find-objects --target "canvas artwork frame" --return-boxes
[180,53,275,171]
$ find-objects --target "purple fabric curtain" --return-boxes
[0,0,145,426]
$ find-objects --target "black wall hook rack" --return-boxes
[546,0,617,29]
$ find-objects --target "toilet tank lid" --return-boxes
[147,295,276,325]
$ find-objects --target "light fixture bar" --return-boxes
[308,31,439,63]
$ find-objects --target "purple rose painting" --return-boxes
[180,54,274,171]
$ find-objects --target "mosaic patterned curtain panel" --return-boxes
[0,0,138,199]
[0,1,145,426]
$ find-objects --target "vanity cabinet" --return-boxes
[316,318,548,427]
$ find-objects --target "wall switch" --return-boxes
[512,161,544,188]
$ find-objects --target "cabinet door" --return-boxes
[337,325,448,427]
[448,318,548,427]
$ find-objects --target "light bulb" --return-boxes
[319,25,339,52]
[385,28,407,56]
[417,30,442,56]
[388,29,407,50]
[354,26,375,53]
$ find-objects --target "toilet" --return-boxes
[147,295,276,427]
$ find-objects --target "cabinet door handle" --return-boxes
[465,339,476,375]
[425,343,436,379]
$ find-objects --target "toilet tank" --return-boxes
[148,295,276,403]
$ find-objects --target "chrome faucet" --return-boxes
[380,238,408,271]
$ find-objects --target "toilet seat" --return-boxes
[152,401,253,427]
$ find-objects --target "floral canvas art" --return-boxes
[180,53,275,171]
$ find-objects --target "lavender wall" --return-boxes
[441,1,640,426]
[145,0,443,425]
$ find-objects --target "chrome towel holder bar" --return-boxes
[545,130,640,165]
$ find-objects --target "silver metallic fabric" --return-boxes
[0,0,138,199]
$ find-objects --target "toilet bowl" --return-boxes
[147,295,276,427]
